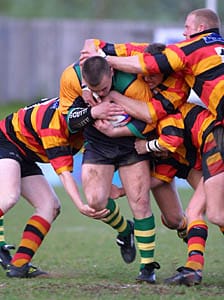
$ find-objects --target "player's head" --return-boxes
[144,43,166,55]
[143,43,165,89]
[82,56,113,97]
[183,8,221,39]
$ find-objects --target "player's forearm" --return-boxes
[67,106,94,133]
[59,171,84,211]
[107,55,143,73]
[109,91,152,124]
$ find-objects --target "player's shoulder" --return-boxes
[60,62,80,83]
[113,70,138,93]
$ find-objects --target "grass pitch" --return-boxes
[0,104,223,299]
[0,187,223,300]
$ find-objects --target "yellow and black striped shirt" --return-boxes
[0,97,83,174]
[140,30,224,120]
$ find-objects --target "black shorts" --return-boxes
[82,140,149,169]
[0,131,43,178]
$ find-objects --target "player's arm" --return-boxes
[106,54,147,73]
[42,130,108,218]
[106,90,154,124]
[80,39,148,65]
[59,170,109,219]
[83,39,148,56]
[135,111,184,155]
[66,97,94,133]
[94,119,133,137]
[156,111,184,153]
[106,45,186,75]
[81,40,184,76]
[94,116,155,139]
[67,97,125,133]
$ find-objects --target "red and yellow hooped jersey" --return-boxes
[0,97,83,174]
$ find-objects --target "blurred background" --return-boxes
[0,0,222,187]
[0,0,222,103]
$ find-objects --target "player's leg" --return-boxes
[165,170,207,286]
[151,178,187,239]
[0,216,15,269]
[119,160,160,283]
[0,138,28,270]
[205,173,224,225]
[0,159,21,214]
[0,158,21,271]
[82,163,114,210]
[150,158,190,242]
[7,169,60,278]
[82,163,136,263]
[202,126,224,226]
[185,177,207,275]
[167,126,224,286]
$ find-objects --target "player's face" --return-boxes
[183,14,199,39]
[143,73,163,89]
[88,73,113,98]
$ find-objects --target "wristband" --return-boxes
[67,106,94,133]
[81,84,91,92]
[97,48,107,59]
[145,139,162,152]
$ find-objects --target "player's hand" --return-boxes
[80,48,106,66]
[91,101,124,120]
[135,138,148,154]
[94,119,115,136]
[80,204,109,219]
[82,89,101,106]
[79,39,99,65]
[80,48,98,66]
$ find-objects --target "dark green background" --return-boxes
[0,0,222,23]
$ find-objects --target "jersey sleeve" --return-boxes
[94,39,148,56]
[40,128,74,175]
[126,118,156,139]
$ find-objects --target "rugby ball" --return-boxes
[110,113,131,127]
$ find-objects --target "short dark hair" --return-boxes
[144,43,166,55]
[82,56,111,86]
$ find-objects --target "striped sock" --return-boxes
[134,215,156,270]
[0,216,6,247]
[101,198,130,236]
[185,220,208,271]
[11,215,51,267]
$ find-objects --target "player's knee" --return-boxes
[88,197,107,210]
[3,192,20,212]
[89,200,106,211]
[161,214,184,230]
[207,210,224,227]
[34,197,60,223]
[53,205,61,221]
[87,193,107,211]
